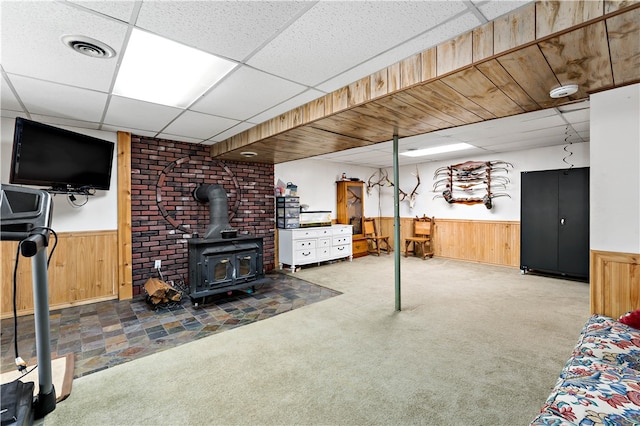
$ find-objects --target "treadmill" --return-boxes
[1,184,56,425]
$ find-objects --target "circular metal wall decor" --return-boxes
[155,157,240,233]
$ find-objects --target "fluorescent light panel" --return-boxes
[400,142,474,157]
[114,29,236,108]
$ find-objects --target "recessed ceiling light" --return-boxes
[240,151,258,158]
[61,35,116,58]
[400,143,474,157]
[113,29,237,108]
[550,84,579,98]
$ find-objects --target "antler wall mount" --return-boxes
[367,167,421,209]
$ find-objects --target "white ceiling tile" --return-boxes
[317,8,480,92]
[557,100,590,112]
[483,138,568,152]
[421,147,488,162]
[576,131,590,141]
[319,152,391,168]
[135,1,312,61]
[316,9,481,93]
[562,108,590,124]
[10,75,108,122]
[0,110,22,121]
[410,11,484,49]
[29,114,101,130]
[67,1,137,22]
[155,133,205,144]
[206,121,261,144]
[473,125,571,148]
[100,124,157,139]
[191,66,307,121]
[1,116,18,142]
[248,1,469,87]
[1,1,127,92]
[1,77,23,112]
[162,110,240,140]
[477,1,532,21]
[249,89,327,124]
[104,96,183,132]
[571,122,590,133]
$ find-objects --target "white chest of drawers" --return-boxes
[278,225,353,272]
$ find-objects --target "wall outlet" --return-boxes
[154,260,161,269]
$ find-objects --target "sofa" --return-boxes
[531,312,640,425]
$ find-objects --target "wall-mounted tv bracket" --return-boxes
[0,184,57,419]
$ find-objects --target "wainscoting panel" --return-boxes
[433,219,520,267]
[590,250,640,318]
[1,230,118,318]
[375,217,520,267]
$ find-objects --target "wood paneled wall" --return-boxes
[590,250,640,318]
[1,230,118,318]
[374,217,520,267]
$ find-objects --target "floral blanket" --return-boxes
[531,314,640,425]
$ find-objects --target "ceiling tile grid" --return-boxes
[190,66,308,121]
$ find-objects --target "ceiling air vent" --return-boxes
[61,35,116,59]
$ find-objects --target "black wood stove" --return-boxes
[188,184,270,303]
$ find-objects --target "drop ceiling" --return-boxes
[0,1,637,168]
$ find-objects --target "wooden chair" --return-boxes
[363,217,390,256]
[404,215,434,259]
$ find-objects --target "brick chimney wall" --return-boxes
[130,135,275,297]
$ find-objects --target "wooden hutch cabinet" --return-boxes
[336,180,368,257]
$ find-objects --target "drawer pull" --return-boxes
[302,251,311,256]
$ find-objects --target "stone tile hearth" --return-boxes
[1,272,340,378]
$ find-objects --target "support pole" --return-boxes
[393,134,401,311]
[30,244,56,418]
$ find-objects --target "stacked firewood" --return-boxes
[143,278,182,306]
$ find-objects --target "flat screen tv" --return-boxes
[9,117,115,192]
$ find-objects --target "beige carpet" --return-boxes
[42,256,590,425]
[1,353,74,403]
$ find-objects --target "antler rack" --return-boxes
[432,160,513,209]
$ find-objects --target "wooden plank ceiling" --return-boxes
[211,1,640,165]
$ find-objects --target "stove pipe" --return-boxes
[193,184,231,239]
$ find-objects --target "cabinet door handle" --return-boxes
[560,218,565,225]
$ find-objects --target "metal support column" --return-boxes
[393,134,401,311]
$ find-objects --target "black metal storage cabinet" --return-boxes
[520,167,590,280]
